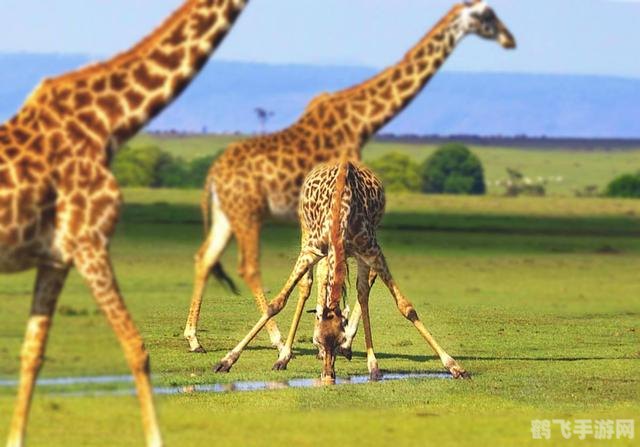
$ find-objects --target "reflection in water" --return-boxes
[0,372,451,397]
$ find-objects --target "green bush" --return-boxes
[605,172,640,198]
[154,152,190,188]
[188,154,221,188]
[112,145,224,189]
[369,152,421,192]
[420,143,486,195]
[112,145,163,187]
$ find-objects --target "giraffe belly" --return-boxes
[267,194,299,220]
[0,245,39,273]
[0,226,57,273]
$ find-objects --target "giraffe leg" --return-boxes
[73,244,162,446]
[360,248,469,379]
[339,269,375,358]
[184,202,232,353]
[214,250,321,373]
[235,220,283,351]
[272,268,313,371]
[355,260,382,381]
[7,265,69,447]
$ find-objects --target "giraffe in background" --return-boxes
[0,1,249,445]
[184,1,516,363]
[213,159,469,381]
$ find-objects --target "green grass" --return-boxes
[128,133,640,196]
[0,189,638,446]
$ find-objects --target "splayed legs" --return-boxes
[359,247,468,379]
[214,249,321,373]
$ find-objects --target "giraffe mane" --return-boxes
[36,0,207,87]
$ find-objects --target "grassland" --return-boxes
[131,133,640,196]
[1,181,639,445]
[1,136,640,445]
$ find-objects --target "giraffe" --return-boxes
[213,159,469,382]
[184,0,516,358]
[0,1,249,446]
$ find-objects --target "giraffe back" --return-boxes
[299,162,385,257]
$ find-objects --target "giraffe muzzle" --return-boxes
[497,22,516,49]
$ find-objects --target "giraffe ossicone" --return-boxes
[184,1,516,360]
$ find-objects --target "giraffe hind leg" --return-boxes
[361,247,468,379]
[235,219,284,351]
[73,243,163,446]
[7,265,69,447]
[184,199,233,353]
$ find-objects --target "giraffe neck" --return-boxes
[19,0,247,156]
[336,6,466,140]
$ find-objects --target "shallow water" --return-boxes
[0,372,450,397]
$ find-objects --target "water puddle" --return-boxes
[0,372,450,397]
[0,375,133,387]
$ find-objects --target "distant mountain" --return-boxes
[1,53,638,138]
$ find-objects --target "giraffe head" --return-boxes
[459,1,516,49]
[313,305,349,383]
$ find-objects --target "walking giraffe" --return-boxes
[184,0,516,360]
[1,1,249,446]
[213,159,469,381]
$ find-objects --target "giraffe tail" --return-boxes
[327,160,351,310]
[201,175,214,238]
[201,174,240,295]
[209,263,240,295]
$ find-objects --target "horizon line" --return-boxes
[1,52,639,82]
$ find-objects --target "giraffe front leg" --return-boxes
[214,251,320,373]
[355,260,382,381]
[74,243,163,446]
[338,269,375,359]
[363,248,469,379]
[273,268,314,371]
[7,265,69,447]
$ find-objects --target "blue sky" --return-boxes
[1,0,639,78]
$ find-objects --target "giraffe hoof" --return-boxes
[189,346,207,354]
[213,360,233,373]
[451,368,471,379]
[272,360,289,371]
[369,368,383,382]
[448,365,470,379]
[337,346,353,361]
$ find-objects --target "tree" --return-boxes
[112,145,163,187]
[254,107,275,133]
[501,168,546,197]
[605,172,640,198]
[154,152,190,188]
[188,153,223,188]
[420,143,486,195]
[369,152,421,192]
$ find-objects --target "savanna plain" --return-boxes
[0,136,638,446]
